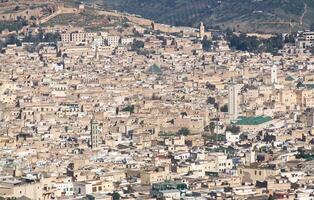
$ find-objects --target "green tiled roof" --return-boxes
[147,64,163,75]
[285,75,294,81]
[235,116,272,126]
[305,84,314,89]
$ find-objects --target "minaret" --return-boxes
[245,147,256,165]
[95,46,99,61]
[228,78,238,119]
[90,118,100,149]
[271,65,277,84]
[199,22,205,39]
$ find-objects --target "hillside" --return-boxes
[79,0,314,33]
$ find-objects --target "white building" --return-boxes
[121,37,134,45]
[226,131,240,143]
[92,36,104,47]
[245,149,256,165]
[107,36,120,47]
[53,181,74,196]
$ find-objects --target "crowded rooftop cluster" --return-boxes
[0,1,314,200]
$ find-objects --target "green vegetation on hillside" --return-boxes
[0,19,27,32]
[80,0,314,33]
[226,30,284,54]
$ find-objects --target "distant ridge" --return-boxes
[80,0,314,33]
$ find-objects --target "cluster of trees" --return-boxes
[204,133,226,142]
[1,35,21,47]
[0,18,27,32]
[121,105,135,113]
[206,83,216,91]
[226,125,240,134]
[131,40,144,51]
[177,127,190,136]
[131,40,153,55]
[296,149,314,161]
[206,96,219,109]
[204,121,216,134]
[1,31,61,52]
[159,128,190,137]
[24,32,61,44]
[132,28,144,37]
[202,36,212,51]
[112,192,121,200]
[225,30,284,54]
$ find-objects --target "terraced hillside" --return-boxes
[79,0,314,33]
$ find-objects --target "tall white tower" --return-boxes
[245,148,256,165]
[228,79,238,119]
[90,118,100,149]
[199,22,205,39]
[271,65,277,84]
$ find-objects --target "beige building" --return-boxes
[237,165,280,184]
[140,166,171,185]
[0,180,45,200]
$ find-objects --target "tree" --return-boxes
[220,104,228,112]
[311,23,314,31]
[202,35,212,51]
[206,83,216,90]
[180,112,187,118]
[311,46,314,55]
[284,34,295,43]
[207,96,216,105]
[226,125,240,134]
[131,40,144,51]
[6,35,21,46]
[44,32,61,43]
[24,32,60,44]
[177,127,190,136]
[208,122,216,134]
[112,192,121,200]
[133,28,143,37]
[268,194,275,200]
[122,105,135,113]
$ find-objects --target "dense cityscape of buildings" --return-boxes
[0,1,314,200]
